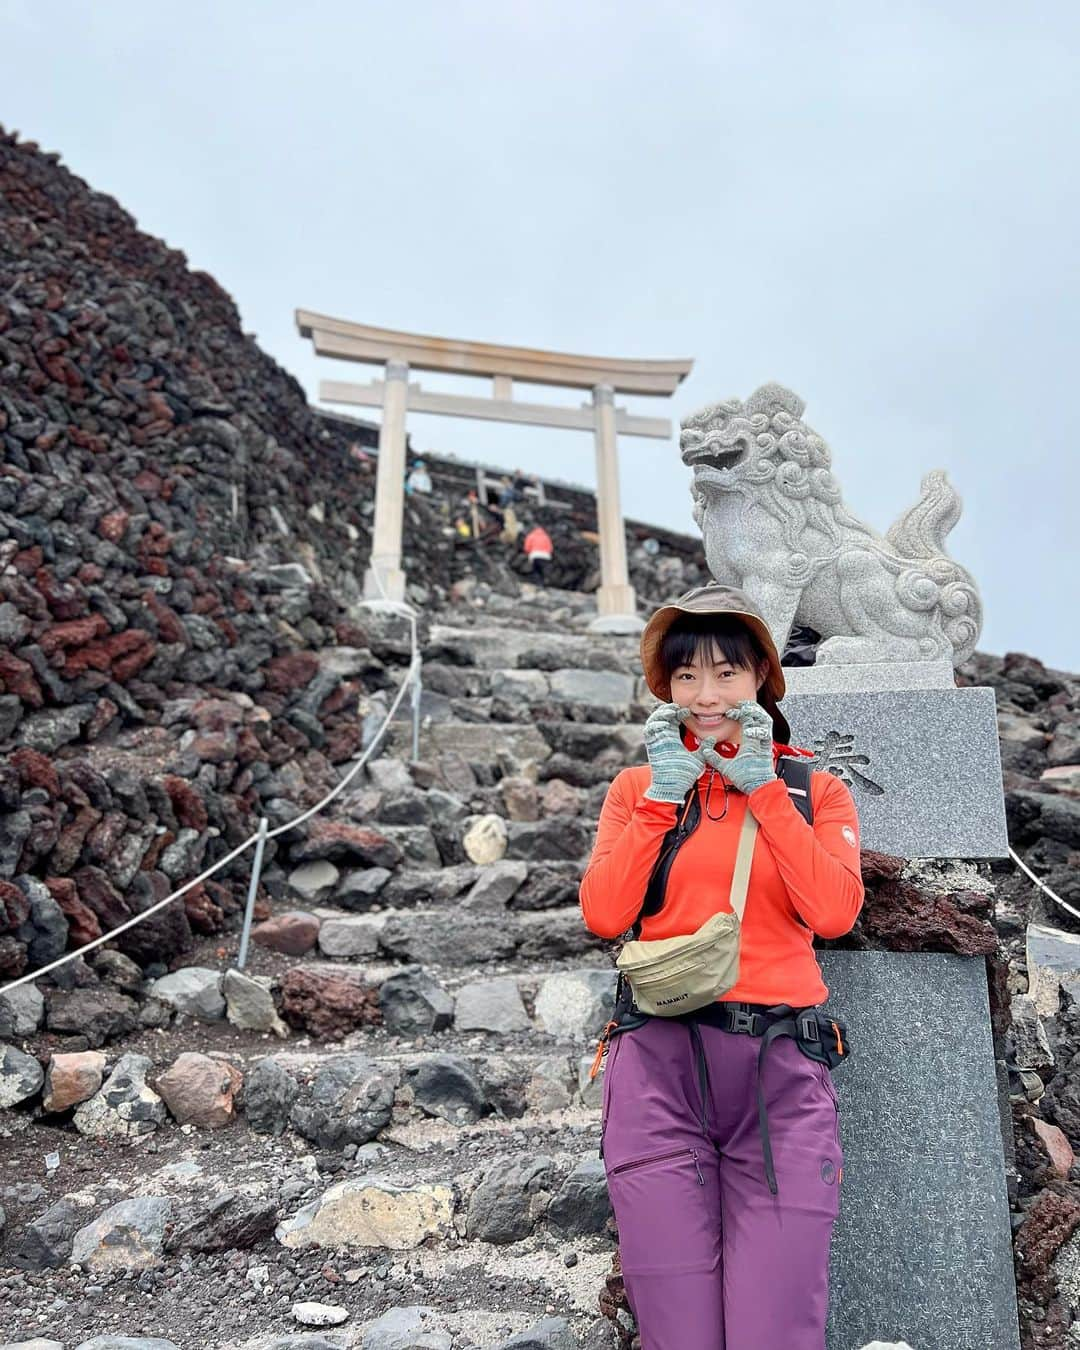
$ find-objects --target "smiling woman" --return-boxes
[660,613,772,747]
[578,581,864,1350]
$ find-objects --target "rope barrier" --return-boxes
[0,593,423,998]
[1008,845,1080,925]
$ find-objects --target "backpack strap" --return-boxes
[631,754,816,935]
[776,755,814,825]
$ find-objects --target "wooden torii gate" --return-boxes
[295,311,693,630]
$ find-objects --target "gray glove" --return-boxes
[642,704,714,803]
[700,700,776,794]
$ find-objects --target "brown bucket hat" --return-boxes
[640,582,792,744]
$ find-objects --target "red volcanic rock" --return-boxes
[854,877,998,956]
[859,850,906,883]
[64,629,155,680]
[290,820,403,869]
[13,546,43,575]
[43,1050,107,1112]
[10,746,60,798]
[34,567,88,620]
[184,883,225,935]
[251,911,320,956]
[0,880,31,934]
[1013,1187,1080,1304]
[156,1052,241,1129]
[264,651,319,694]
[1030,1118,1075,1180]
[44,876,102,946]
[161,776,208,832]
[97,508,129,543]
[71,865,131,930]
[84,696,119,741]
[50,805,102,873]
[0,650,44,706]
[280,967,381,1040]
[142,591,188,645]
[0,937,27,979]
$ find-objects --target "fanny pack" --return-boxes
[614,809,758,1016]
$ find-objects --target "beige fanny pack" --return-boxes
[614,810,758,1017]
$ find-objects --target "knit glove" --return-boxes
[700,700,776,794]
[642,704,713,803]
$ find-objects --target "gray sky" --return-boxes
[4,2,1078,668]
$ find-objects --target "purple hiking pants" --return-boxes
[601,1016,842,1350]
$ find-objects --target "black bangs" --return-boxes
[659,613,765,680]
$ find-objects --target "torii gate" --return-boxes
[295,311,693,631]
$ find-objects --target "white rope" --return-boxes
[1009,845,1080,924]
[0,609,422,999]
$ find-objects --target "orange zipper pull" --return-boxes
[588,1020,619,1080]
[830,1020,843,1055]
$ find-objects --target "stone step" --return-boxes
[267,904,605,969]
[425,623,639,673]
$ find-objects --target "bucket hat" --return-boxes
[640,582,791,744]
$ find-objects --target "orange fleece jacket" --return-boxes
[579,744,864,1007]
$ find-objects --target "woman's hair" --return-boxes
[659,613,769,684]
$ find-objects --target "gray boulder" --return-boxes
[378,968,454,1037]
[72,1053,166,1139]
[546,1155,612,1236]
[496,1318,578,1350]
[534,970,618,1042]
[402,1055,487,1125]
[462,860,528,911]
[245,1057,301,1136]
[70,1195,173,1271]
[15,877,68,967]
[453,977,530,1034]
[291,1055,398,1149]
[466,1155,556,1244]
[148,967,225,1021]
[0,982,44,1039]
[359,1304,452,1350]
[11,1192,99,1270]
[0,1044,44,1107]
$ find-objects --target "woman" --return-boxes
[579,582,864,1350]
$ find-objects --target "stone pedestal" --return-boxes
[780,662,1008,858]
[819,949,1020,1350]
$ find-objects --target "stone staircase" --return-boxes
[0,583,650,1350]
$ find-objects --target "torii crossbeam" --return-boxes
[296,311,693,628]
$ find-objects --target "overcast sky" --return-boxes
[4,2,1078,668]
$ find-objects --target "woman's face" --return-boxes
[668,644,767,745]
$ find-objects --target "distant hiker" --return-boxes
[523,523,553,584]
[500,503,521,544]
[348,443,373,474]
[497,475,518,508]
[406,459,432,494]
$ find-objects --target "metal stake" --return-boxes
[236,816,269,971]
[411,661,422,764]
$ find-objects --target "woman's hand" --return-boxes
[700,700,776,794]
[642,704,713,803]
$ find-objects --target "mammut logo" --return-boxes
[655,993,689,1006]
[820,1159,837,1185]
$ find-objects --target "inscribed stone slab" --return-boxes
[818,949,1020,1350]
[780,686,1007,857]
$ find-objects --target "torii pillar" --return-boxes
[294,312,694,629]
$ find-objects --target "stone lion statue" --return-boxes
[683,383,982,666]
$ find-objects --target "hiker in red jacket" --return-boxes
[522,524,553,584]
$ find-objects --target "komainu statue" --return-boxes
[682,383,982,666]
